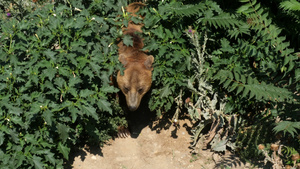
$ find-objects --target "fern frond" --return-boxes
[228,23,250,39]
[238,0,297,73]
[199,13,241,29]
[167,2,205,17]
[214,70,293,101]
[244,81,292,101]
[282,146,299,157]
[273,121,300,137]
[280,0,300,11]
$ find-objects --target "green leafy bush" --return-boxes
[183,0,299,165]
[0,0,128,168]
[142,0,299,165]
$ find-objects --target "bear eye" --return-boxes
[138,88,143,94]
[124,87,129,93]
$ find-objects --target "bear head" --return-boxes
[117,53,154,111]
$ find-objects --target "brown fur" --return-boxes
[117,2,154,111]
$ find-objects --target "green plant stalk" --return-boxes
[66,0,73,16]
[8,34,13,54]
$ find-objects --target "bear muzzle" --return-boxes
[126,91,140,111]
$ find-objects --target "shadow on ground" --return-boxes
[65,91,268,169]
[213,153,269,169]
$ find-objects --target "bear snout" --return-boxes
[126,92,140,111]
[128,105,138,111]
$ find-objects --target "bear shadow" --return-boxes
[118,90,156,139]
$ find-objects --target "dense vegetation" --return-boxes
[0,0,299,168]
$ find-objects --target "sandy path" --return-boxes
[70,117,259,169]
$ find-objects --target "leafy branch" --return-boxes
[273,121,300,138]
[280,0,300,11]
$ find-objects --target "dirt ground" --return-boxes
[69,108,263,169]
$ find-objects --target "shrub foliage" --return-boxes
[0,0,299,168]
[0,0,127,168]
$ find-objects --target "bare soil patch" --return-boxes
[69,110,263,169]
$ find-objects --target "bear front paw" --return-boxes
[117,126,131,138]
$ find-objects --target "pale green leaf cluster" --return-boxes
[280,0,300,11]
[273,121,300,138]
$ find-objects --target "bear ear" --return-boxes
[119,54,127,66]
[144,55,154,70]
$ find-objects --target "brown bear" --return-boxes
[117,2,154,112]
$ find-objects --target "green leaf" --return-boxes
[9,107,22,116]
[240,75,246,84]
[131,15,142,24]
[295,68,300,82]
[233,71,240,81]
[101,85,119,93]
[249,90,255,99]
[123,34,133,47]
[211,139,227,152]
[273,121,300,137]
[160,85,171,98]
[44,80,60,94]
[69,106,80,123]
[221,38,234,52]
[247,76,253,84]
[168,3,204,17]
[152,25,165,39]
[32,155,44,169]
[236,85,244,95]
[54,77,65,88]
[58,67,71,77]
[237,4,250,13]
[228,83,238,92]
[143,39,158,51]
[66,53,78,66]
[143,14,160,28]
[43,67,57,81]
[79,89,94,98]
[74,17,86,29]
[58,142,70,160]
[43,49,56,61]
[81,29,93,37]
[0,132,4,146]
[241,86,250,98]
[69,77,82,87]
[44,150,56,165]
[89,62,101,76]
[57,123,69,143]
[68,87,78,97]
[223,79,232,89]
[280,0,300,11]
[81,104,98,119]
[97,99,112,115]
[11,116,23,126]
[24,134,36,144]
